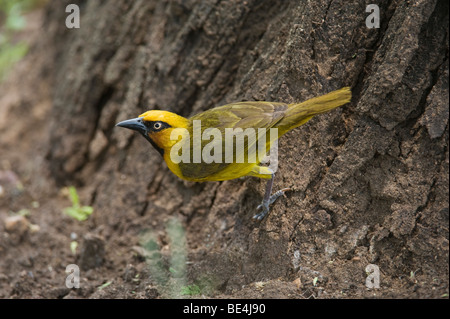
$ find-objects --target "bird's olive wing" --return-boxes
[178,102,288,180]
[191,101,288,130]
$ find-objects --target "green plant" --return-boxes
[139,217,218,298]
[97,281,112,290]
[181,284,201,296]
[140,217,188,298]
[0,0,45,80]
[62,186,93,221]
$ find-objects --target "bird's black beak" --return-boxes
[116,117,147,135]
[116,117,164,156]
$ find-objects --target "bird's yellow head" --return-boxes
[116,110,189,155]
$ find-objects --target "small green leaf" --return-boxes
[6,7,26,31]
[181,284,201,296]
[68,186,80,207]
[98,281,112,290]
[313,277,318,287]
[70,241,78,254]
[63,206,92,221]
[16,208,30,216]
[62,187,93,221]
[81,206,93,215]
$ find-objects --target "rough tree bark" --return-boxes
[6,0,447,297]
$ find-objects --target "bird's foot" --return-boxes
[252,188,291,221]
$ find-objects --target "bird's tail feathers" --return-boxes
[277,87,351,134]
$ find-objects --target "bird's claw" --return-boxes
[252,188,291,221]
[253,201,270,220]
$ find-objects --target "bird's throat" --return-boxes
[143,134,164,156]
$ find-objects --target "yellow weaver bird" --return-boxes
[116,87,351,220]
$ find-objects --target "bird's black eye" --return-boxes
[144,120,171,132]
[153,122,162,130]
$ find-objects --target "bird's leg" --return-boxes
[253,173,290,220]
